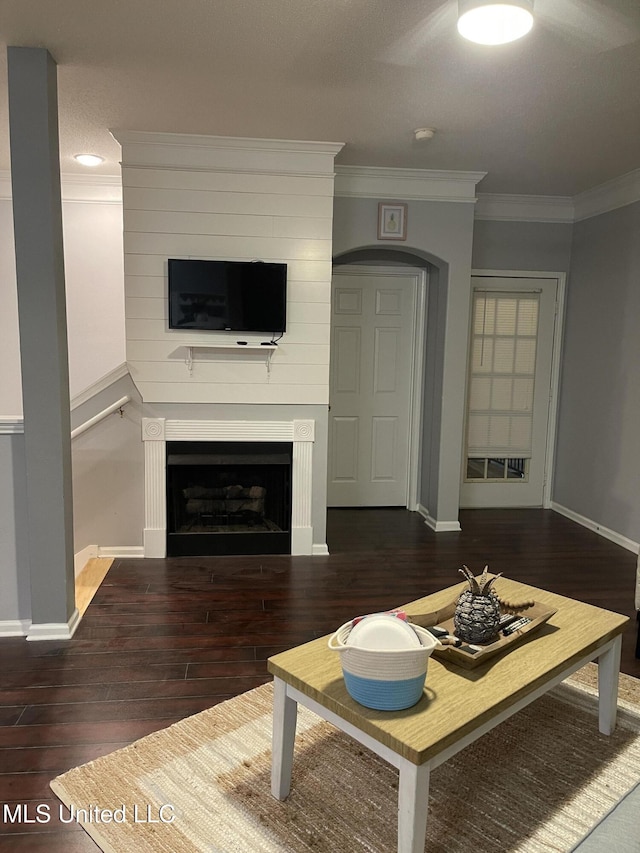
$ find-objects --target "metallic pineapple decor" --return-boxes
[453,565,502,644]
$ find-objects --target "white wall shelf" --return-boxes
[184,343,277,376]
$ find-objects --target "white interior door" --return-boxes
[328,268,418,507]
[460,276,559,508]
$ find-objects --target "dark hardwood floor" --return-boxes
[0,508,638,850]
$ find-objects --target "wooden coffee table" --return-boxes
[267,577,629,853]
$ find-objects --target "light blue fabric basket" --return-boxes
[328,619,440,711]
[342,671,428,711]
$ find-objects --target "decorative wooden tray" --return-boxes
[408,600,557,669]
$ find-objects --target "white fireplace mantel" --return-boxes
[142,418,316,557]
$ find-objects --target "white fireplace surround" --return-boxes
[142,417,316,557]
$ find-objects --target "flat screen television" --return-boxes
[168,259,287,334]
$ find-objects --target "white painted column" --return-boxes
[142,418,166,558]
[291,420,315,555]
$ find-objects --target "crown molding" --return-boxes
[475,170,640,224]
[111,130,345,155]
[573,168,640,222]
[334,164,640,221]
[0,171,122,203]
[334,165,487,202]
[111,130,345,177]
[475,193,574,223]
[1,157,637,221]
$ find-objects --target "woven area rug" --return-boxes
[51,664,640,853]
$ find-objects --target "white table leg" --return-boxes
[271,677,298,800]
[597,635,622,735]
[397,759,430,853]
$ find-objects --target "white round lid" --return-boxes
[347,614,421,650]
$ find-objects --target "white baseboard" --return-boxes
[74,544,98,577]
[98,546,145,559]
[0,619,31,637]
[99,542,328,558]
[27,607,81,641]
[417,504,462,533]
[551,502,639,554]
[416,503,429,519]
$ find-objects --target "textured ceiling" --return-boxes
[0,0,639,195]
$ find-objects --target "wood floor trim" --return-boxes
[75,558,114,617]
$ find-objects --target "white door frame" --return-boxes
[469,269,567,509]
[330,265,428,510]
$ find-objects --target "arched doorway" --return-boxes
[328,247,449,517]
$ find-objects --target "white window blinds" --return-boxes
[466,291,540,459]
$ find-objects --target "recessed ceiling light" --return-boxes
[457,0,534,45]
[74,154,105,167]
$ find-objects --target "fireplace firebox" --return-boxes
[166,441,292,556]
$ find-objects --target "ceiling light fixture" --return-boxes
[457,0,534,45]
[414,128,436,141]
[74,154,105,167]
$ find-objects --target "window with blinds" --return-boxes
[465,291,540,465]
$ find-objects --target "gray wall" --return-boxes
[472,219,574,272]
[421,265,446,516]
[0,202,21,415]
[72,373,145,552]
[553,202,640,543]
[0,433,30,624]
[333,196,476,525]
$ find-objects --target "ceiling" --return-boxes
[0,0,639,196]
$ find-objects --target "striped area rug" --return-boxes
[50,665,640,852]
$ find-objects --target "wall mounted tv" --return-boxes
[168,259,287,334]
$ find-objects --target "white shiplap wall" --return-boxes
[114,132,344,404]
